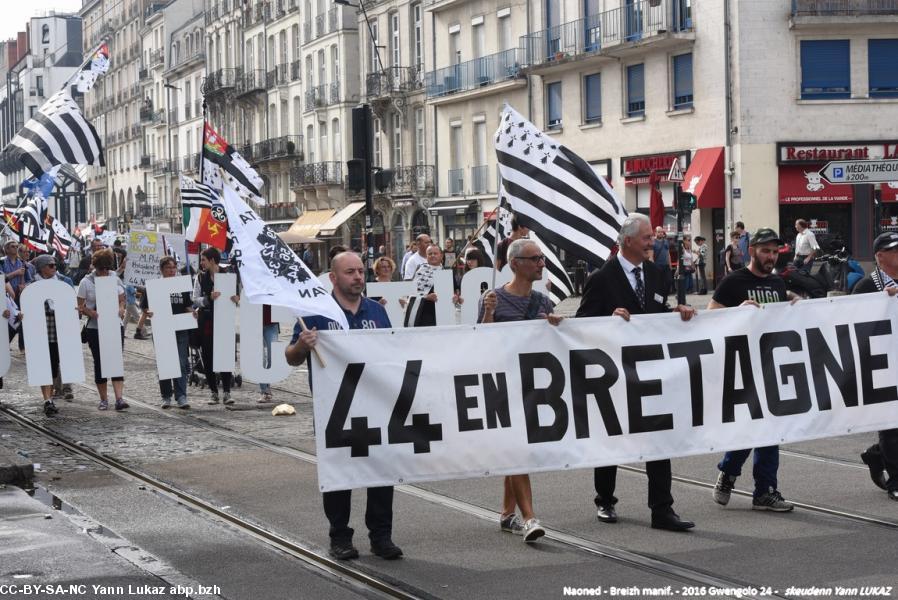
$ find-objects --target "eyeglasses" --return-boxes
[515,254,546,263]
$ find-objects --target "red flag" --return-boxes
[648,170,664,230]
[192,206,228,250]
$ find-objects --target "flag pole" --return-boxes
[457,207,498,258]
[297,316,326,368]
[0,194,30,242]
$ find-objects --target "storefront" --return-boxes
[777,141,898,259]
[621,150,692,234]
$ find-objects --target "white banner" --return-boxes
[311,294,898,491]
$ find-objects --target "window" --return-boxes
[498,14,512,52]
[626,63,645,117]
[800,40,850,99]
[319,121,327,161]
[307,124,315,162]
[306,55,314,85]
[293,96,302,135]
[292,24,300,61]
[35,76,43,97]
[415,107,425,165]
[331,45,340,84]
[583,73,601,124]
[546,81,562,129]
[332,118,341,164]
[279,30,288,65]
[412,4,423,68]
[472,21,484,58]
[373,118,382,167]
[449,29,460,64]
[672,53,693,109]
[390,13,400,67]
[392,112,402,167]
[318,49,326,86]
[370,22,380,73]
[42,25,49,45]
[869,39,898,98]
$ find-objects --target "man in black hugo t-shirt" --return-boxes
[708,228,795,512]
[852,232,898,501]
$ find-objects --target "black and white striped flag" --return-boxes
[530,231,573,306]
[179,175,217,208]
[0,90,104,177]
[495,105,626,266]
[472,194,512,267]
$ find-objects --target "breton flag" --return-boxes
[529,231,573,306]
[180,175,228,250]
[495,104,626,266]
[471,193,512,267]
[2,168,60,251]
[202,122,265,205]
[73,43,110,93]
[0,90,104,177]
[218,181,349,330]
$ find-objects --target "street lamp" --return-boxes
[333,0,387,75]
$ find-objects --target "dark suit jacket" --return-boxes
[576,256,671,318]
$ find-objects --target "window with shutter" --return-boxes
[869,39,898,98]
[800,40,850,100]
[584,73,601,124]
[627,64,645,117]
[673,53,693,109]
[547,82,562,129]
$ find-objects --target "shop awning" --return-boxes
[286,209,335,238]
[277,230,322,244]
[680,147,725,209]
[318,201,366,237]
[429,199,475,213]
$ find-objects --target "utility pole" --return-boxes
[351,104,374,278]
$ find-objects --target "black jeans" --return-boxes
[594,460,674,512]
[199,334,231,394]
[85,327,125,384]
[875,429,898,492]
[323,486,394,544]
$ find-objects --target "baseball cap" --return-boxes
[32,254,56,270]
[873,231,898,253]
[749,228,783,246]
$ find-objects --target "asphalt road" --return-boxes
[1,293,896,600]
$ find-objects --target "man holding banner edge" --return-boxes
[576,212,696,532]
[285,251,402,561]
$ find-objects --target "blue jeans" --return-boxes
[159,330,189,402]
[259,323,280,393]
[717,446,780,498]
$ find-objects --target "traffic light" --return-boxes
[346,158,367,193]
[680,193,697,212]
[351,105,374,216]
[374,169,394,192]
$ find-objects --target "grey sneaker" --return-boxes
[499,513,525,535]
[208,392,220,405]
[713,472,737,506]
[752,488,794,512]
[161,397,173,409]
[176,397,190,410]
[222,392,234,405]
[522,518,546,543]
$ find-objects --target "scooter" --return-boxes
[777,246,864,298]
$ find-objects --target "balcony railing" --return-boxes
[130,124,142,138]
[425,48,524,98]
[329,81,341,104]
[521,0,691,68]
[471,165,489,194]
[137,204,168,219]
[792,0,898,15]
[290,162,343,187]
[290,60,302,82]
[238,69,266,96]
[389,165,435,196]
[152,159,174,176]
[304,83,327,110]
[172,50,205,70]
[278,63,289,83]
[448,168,464,196]
[139,105,155,122]
[253,135,304,162]
[182,153,200,172]
[140,154,154,168]
[149,48,164,67]
[327,7,357,33]
[203,68,241,95]
[366,66,425,98]
[152,109,165,124]
[266,68,278,89]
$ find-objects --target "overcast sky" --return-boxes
[1,2,83,43]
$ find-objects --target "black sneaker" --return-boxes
[861,448,888,491]
[752,488,794,512]
[370,539,403,560]
[43,400,58,416]
[329,541,359,560]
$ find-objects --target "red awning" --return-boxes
[680,147,724,209]
[882,183,898,203]
[778,165,853,204]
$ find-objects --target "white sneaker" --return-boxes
[522,518,545,543]
[499,513,524,535]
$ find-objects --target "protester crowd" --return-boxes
[4,215,898,566]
